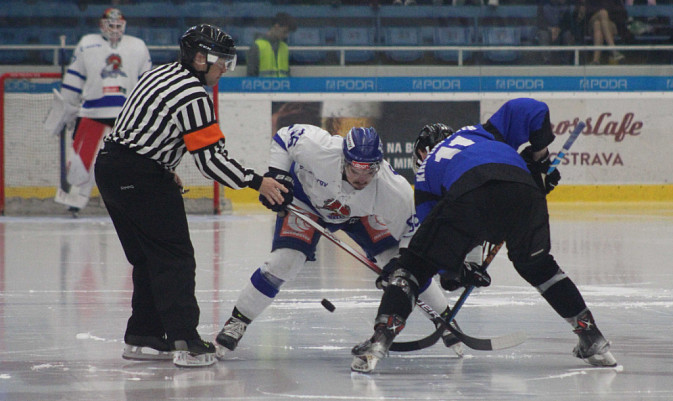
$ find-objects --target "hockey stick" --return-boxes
[286,204,523,351]
[392,241,505,352]
[548,121,584,174]
[390,241,503,352]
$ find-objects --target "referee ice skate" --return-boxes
[94,24,289,367]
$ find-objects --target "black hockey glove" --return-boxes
[259,168,294,213]
[375,257,399,290]
[520,146,561,194]
[440,261,491,291]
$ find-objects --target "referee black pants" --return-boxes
[94,143,201,342]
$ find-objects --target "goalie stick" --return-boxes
[285,204,525,351]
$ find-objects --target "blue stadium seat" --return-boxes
[237,26,265,64]
[0,28,28,64]
[338,27,375,64]
[480,27,522,63]
[38,28,79,65]
[289,27,326,64]
[146,27,179,64]
[383,27,422,62]
[434,26,474,63]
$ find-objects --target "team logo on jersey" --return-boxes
[362,215,391,243]
[280,213,315,243]
[319,198,351,219]
[101,53,128,79]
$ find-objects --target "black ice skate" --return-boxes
[215,316,248,359]
[172,338,217,367]
[122,334,172,361]
[351,314,405,373]
[572,310,617,367]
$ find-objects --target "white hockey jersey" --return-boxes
[61,34,152,120]
[269,124,418,247]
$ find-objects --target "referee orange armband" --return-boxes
[183,123,225,152]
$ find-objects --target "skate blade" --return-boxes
[215,345,228,361]
[351,355,379,373]
[583,350,618,368]
[173,351,216,367]
[450,343,464,358]
[122,345,172,361]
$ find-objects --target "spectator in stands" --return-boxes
[44,8,151,217]
[576,0,629,65]
[537,0,577,64]
[247,12,297,77]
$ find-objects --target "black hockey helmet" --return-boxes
[412,123,454,172]
[179,24,237,71]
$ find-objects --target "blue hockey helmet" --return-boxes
[343,127,384,172]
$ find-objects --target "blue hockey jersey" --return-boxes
[414,98,555,223]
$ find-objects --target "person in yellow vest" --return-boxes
[247,12,297,77]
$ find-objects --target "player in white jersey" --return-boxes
[44,8,152,216]
[215,124,474,358]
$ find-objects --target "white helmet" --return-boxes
[100,8,126,45]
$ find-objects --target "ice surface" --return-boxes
[1,203,672,400]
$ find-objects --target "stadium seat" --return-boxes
[480,26,522,63]
[38,28,79,65]
[434,26,474,63]
[146,27,180,64]
[289,27,326,64]
[337,27,375,64]
[383,27,422,62]
[0,28,28,64]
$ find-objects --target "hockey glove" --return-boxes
[440,261,491,291]
[375,257,399,290]
[259,168,294,213]
[520,146,561,194]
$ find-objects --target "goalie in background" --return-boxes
[351,98,617,373]
[44,8,151,217]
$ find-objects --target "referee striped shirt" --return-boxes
[106,62,263,190]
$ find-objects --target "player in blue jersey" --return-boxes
[351,98,617,373]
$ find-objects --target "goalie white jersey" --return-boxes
[269,124,417,247]
[61,33,152,120]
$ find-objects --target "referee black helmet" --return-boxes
[179,24,237,69]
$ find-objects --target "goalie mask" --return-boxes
[179,24,237,72]
[100,8,126,46]
[412,123,454,173]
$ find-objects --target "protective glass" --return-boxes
[207,52,237,72]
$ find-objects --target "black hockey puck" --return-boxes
[321,298,335,312]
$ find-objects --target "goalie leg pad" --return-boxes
[67,118,109,186]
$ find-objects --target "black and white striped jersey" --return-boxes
[106,62,263,190]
